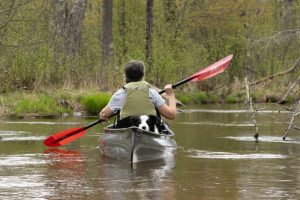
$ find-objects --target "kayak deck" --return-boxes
[99,126,177,163]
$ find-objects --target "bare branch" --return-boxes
[245,57,300,88]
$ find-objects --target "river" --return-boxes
[1,104,300,200]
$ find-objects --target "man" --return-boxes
[99,60,176,121]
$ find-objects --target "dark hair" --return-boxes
[124,60,145,83]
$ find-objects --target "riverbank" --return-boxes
[0,89,110,119]
[0,84,296,119]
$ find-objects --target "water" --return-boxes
[1,104,300,199]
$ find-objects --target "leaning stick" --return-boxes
[245,77,259,140]
[282,101,300,140]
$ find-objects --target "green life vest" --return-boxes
[120,81,157,119]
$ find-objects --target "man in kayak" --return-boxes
[99,60,176,121]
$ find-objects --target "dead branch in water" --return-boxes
[258,112,300,130]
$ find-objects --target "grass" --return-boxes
[14,94,68,117]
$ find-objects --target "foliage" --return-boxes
[177,91,220,104]
[225,92,245,104]
[1,0,300,103]
[194,91,208,104]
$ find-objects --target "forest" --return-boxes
[0,0,300,116]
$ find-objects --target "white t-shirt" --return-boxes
[107,88,166,112]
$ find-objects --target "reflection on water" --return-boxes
[99,156,176,200]
[1,105,300,199]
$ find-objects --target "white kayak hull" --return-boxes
[99,126,177,163]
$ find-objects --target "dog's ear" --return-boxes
[148,115,156,121]
[148,115,160,124]
[129,116,140,126]
[116,116,130,128]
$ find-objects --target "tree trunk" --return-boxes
[65,0,86,56]
[51,0,86,56]
[102,0,113,65]
[146,0,153,72]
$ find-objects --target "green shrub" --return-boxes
[80,92,111,115]
[225,94,237,104]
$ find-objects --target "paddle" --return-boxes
[44,116,114,147]
[158,54,233,94]
[44,54,233,147]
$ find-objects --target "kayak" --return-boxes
[98,125,177,163]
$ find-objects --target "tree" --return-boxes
[146,0,153,72]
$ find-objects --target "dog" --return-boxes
[115,115,162,133]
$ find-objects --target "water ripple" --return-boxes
[0,130,45,141]
[0,154,49,166]
[182,109,291,114]
[226,136,300,144]
[1,121,80,125]
[186,149,287,159]
[181,122,255,127]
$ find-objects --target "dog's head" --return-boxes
[138,115,161,133]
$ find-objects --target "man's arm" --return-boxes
[99,106,114,121]
[158,84,176,119]
[99,89,125,121]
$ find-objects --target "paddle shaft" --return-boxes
[159,76,194,95]
[53,119,102,143]
[47,113,118,146]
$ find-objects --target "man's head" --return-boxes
[124,60,145,83]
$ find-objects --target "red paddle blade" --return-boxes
[44,127,86,147]
[191,54,233,82]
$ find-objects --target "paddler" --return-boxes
[99,60,176,121]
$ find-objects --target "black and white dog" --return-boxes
[115,115,162,133]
